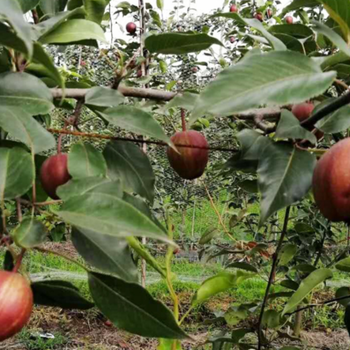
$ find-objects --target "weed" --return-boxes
[17,328,69,349]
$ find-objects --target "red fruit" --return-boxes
[313,138,350,222]
[255,13,263,22]
[192,67,198,73]
[230,4,238,13]
[230,36,235,43]
[126,22,137,34]
[285,16,293,24]
[0,271,33,341]
[173,248,180,255]
[292,102,314,122]
[105,320,113,327]
[167,131,209,180]
[40,153,71,199]
[266,9,273,18]
[137,69,143,78]
[80,60,86,67]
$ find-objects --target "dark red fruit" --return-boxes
[167,131,209,180]
[137,69,143,78]
[80,60,86,67]
[313,138,350,222]
[192,67,198,73]
[126,22,137,35]
[255,13,263,22]
[285,16,293,24]
[230,4,238,13]
[230,36,235,43]
[40,153,71,199]
[0,271,33,341]
[173,248,180,255]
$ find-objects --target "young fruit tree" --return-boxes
[2,0,350,349]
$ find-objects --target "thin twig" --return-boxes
[16,198,22,223]
[257,206,291,350]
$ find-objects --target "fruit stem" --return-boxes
[181,109,187,131]
[57,134,63,154]
[13,248,26,273]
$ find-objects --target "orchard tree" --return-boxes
[2,0,350,350]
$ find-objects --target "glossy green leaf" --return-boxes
[280,279,299,291]
[238,180,258,193]
[68,143,107,179]
[72,227,138,282]
[18,0,40,12]
[104,141,155,204]
[270,24,314,39]
[258,142,317,225]
[88,272,188,339]
[85,86,125,108]
[193,271,254,305]
[276,110,317,144]
[164,92,199,112]
[293,264,316,273]
[0,107,55,154]
[39,0,69,14]
[145,33,223,55]
[279,244,298,266]
[3,250,14,271]
[336,257,350,273]
[282,268,333,315]
[280,0,319,16]
[199,228,218,245]
[0,0,33,57]
[191,51,336,121]
[156,0,164,10]
[32,280,94,309]
[0,148,34,200]
[83,0,108,23]
[12,218,47,248]
[56,192,171,244]
[336,287,350,307]
[39,19,107,44]
[312,21,350,57]
[316,103,350,133]
[0,22,28,54]
[262,310,282,329]
[0,72,54,114]
[318,0,350,42]
[33,43,64,88]
[57,177,120,201]
[226,262,258,273]
[224,308,248,326]
[97,106,170,145]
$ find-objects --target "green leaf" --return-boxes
[282,268,333,315]
[269,24,314,39]
[336,257,350,272]
[12,218,47,248]
[39,19,107,44]
[18,0,40,13]
[292,264,316,273]
[145,33,223,55]
[0,72,54,114]
[193,271,254,305]
[280,0,319,16]
[312,21,350,57]
[0,148,34,200]
[238,180,258,193]
[318,0,350,42]
[55,192,172,244]
[39,0,69,14]
[85,87,125,108]
[316,102,350,133]
[88,272,188,339]
[199,228,218,245]
[258,142,317,225]
[33,43,64,88]
[32,280,94,309]
[191,51,336,121]
[279,244,298,266]
[224,307,248,326]
[104,141,155,204]
[276,110,317,144]
[68,143,107,179]
[0,22,28,54]
[0,0,33,57]
[72,227,138,282]
[156,0,164,10]
[83,0,108,24]
[280,279,299,291]
[262,310,283,329]
[164,92,199,112]
[57,177,120,201]
[226,262,258,273]
[0,106,55,154]
[335,287,350,307]
[96,106,170,145]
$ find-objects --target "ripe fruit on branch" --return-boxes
[291,102,324,140]
[230,4,238,13]
[266,9,273,18]
[0,271,33,341]
[255,13,263,22]
[230,36,235,43]
[40,153,71,199]
[126,22,137,35]
[167,131,209,180]
[285,16,293,24]
[191,66,199,73]
[312,138,350,222]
